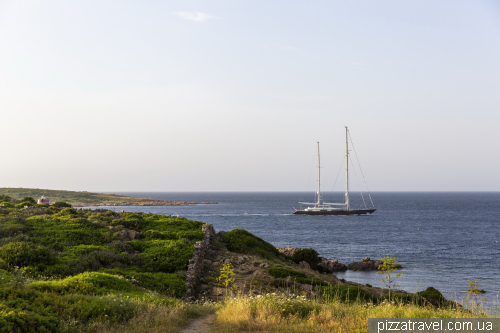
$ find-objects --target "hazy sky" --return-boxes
[1,1,499,191]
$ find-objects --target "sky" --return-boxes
[0,0,499,192]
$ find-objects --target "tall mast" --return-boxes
[317,141,321,206]
[345,127,350,210]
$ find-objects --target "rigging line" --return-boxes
[348,131,375,208]
[304,145,317,205]
[349,155,367,209]
[331,156,345,192]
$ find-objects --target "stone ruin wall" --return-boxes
[183,223,215,300]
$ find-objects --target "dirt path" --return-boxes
[181,314,216,333]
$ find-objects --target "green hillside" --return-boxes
[0,205,204,331]
[0,188,203,206]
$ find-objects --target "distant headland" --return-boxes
[0,188,217,207]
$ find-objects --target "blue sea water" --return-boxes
[92,192,500,303]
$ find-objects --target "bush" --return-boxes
[57,207,79,216]
[53,202,72,208]
[21,197,37,204]
[0,222,27,238]
[291,248,319,268]
[140,240,194,273]
[0,241,54,268]
[100,269,187,297]
[416,287,446,306]
[223,229,279,259]
[0,303,59,333]
[317,264,333,274]
[0,283,138,330]
[30,272,140,295]
[15,201,35,208]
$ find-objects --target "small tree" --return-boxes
[466,279,486,313]
[377,255,403,302]
[217,263,237,298]
[21,197,36,204]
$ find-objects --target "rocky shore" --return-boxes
[276,247,402,272]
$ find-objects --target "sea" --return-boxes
[89,192,500,305]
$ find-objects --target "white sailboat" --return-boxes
[294,127,376,216]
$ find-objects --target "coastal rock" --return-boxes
[347,257,395,271]
[259,263,270,268]
[276,246,301,257]
[319,257,347,272]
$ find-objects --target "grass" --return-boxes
[213,293,498,333]
[85,301,215,333]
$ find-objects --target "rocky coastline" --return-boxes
[276,246,402,272]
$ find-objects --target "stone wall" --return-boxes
[183,223,216,300]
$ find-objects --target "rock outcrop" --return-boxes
[319,257,347,272]
[347,257,385,271]
[276,246,301,257]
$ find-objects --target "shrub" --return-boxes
[0,202,13,208]
[57,207,79,216]
[0,283,137,329]
[317,264,333,274]
[223,229,279,259]
[99,269,187,297]
[53,202,72,208]
[0,304,59,333]
[0,222,27,238]
[15,201,35,208]
[140,240,194,273]
[30,272,139,295]
[25,218,112,247]
[21,197,37,204]
[291,248,320,268]
[0,241,54,268]
[416,286,446,306]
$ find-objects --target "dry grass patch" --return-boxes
[214,294,495,333]
[84,301,215,333]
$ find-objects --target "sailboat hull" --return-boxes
[293,208,377,216]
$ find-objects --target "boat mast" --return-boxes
[317,141,321,206]
[345,127,350,210]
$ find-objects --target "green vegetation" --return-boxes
[214,291,492,333]
[222,228,280,259]
[0,204,206,331]
[291,248,319,267]
[0,188,185,206]
[217,263,237,296]
[377,255,404,301]
[267,267,307,279]
[317,285,380,303]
